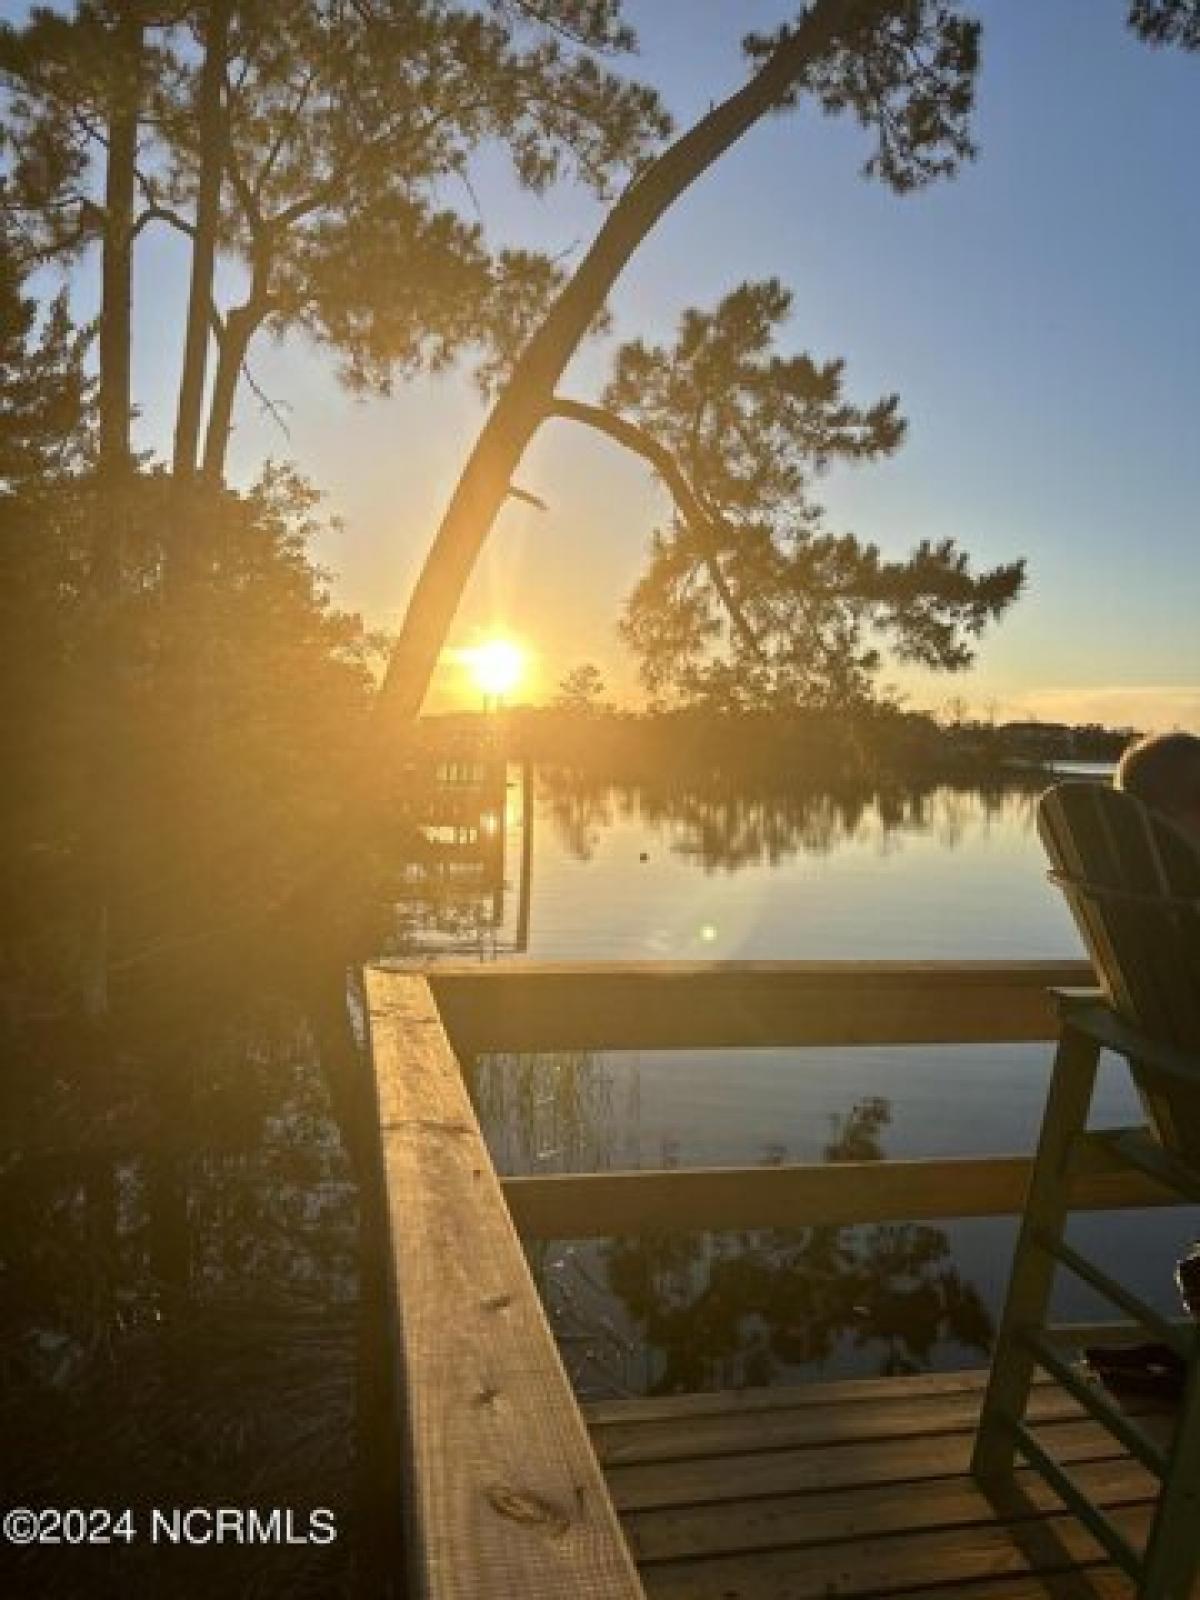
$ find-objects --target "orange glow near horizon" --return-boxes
[461,637,527,701]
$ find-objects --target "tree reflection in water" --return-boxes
[470,1053,995,1399]
[469,1049,640,1177]
[538,767,1040,874]
[381,762,1045,959]
[3,1006,359,1595]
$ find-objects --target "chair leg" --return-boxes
[1140,1354,1200,1600]
[973,1022,1102,1480]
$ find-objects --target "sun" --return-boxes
[464,637,526,699]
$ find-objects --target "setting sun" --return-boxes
[464,637,526,699]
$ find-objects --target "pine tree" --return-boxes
[0,1,670,485]
[377,1,988,725]
[596,283,1024,710]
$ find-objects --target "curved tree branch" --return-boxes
[545,395,765,661]
[239,353,291,441]
[376,0,890,725]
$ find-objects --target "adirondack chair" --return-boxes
[972,781,1200,1599]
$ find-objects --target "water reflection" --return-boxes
[598,1200,993,1395]
[540,768,1041,873]
[2,1007,357,1595]
[469,1053,994,1397]
[469,1049,640,1175]
[386,758,1051,963]
[385,743,533,958]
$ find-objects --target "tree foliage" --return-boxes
[0,1,670,478]
[743,2,981,192]
[0,234,93,894]
[0,1,1019,721]
[600,280,1025,709]
[555,660,607,711]
[1129,1,1200,49]
[0,233,90,485]
[0,231,381,1001]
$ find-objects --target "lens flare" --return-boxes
[465,638,525,698]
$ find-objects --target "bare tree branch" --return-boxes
[506,484,548,511]
[239,355,292,441]
[546,395,765,661]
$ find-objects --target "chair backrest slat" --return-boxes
[1038,782,1200,1158]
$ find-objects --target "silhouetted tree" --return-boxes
[378,0,986,725]
[0,231,92,903]
[0,0,672,1048]
[0,0,669,484]
[596,281,1024,709]
[555,661,607,712]
[370,0,1200,726]
[0,235,89,485]
[0,4,153,559]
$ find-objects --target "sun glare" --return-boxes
[464,637,526,699]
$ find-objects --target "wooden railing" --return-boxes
[364,958,1177,1599]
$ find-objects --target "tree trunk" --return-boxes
[95,6,142,591]
[201,299,260,482]
[172,0,231,480]
[80,7,144,1020]
[376,0,866,728]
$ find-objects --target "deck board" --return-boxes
[583,1367,1012,1426]
[583,1369,1185,1599]
[589,1380,1089,1468]
[619,1458,1153,1565]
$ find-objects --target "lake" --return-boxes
[391,763,1199,1398]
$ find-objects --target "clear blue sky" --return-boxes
[14,1,1200,722]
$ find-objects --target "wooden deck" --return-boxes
[363,961,1196,1599]
[584,1368,1177,1600]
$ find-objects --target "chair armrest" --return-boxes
[1055,995,1200,1089]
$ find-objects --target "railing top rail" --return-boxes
[394,957,1096,1055]
[406,957,1093,984]
[365,968,645,1600]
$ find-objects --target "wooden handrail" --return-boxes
[421,958,1096,1055]
[500,1142,1174,1239]
[365,968,645,1600]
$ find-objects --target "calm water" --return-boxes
[393,764,1199,1397]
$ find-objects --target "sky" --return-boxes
[15,0,1200,722]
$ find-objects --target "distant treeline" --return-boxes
[417,706,1138,785]
[973,719,1136,763]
